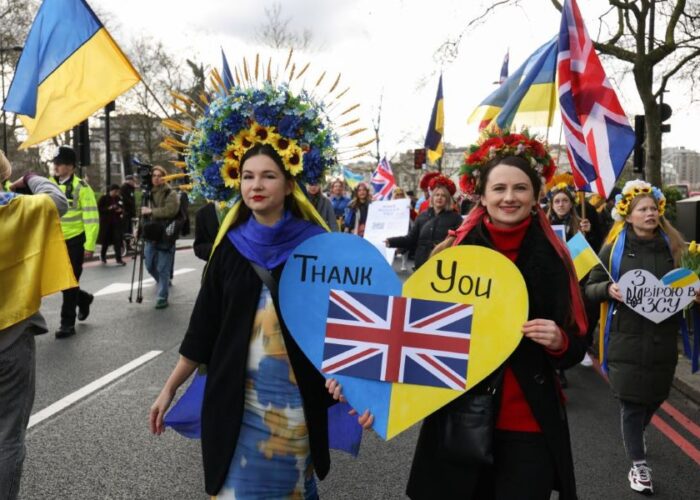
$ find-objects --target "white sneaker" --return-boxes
[581,353,593,367]
[628,464,653,495]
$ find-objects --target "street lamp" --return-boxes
[0,43,23,157]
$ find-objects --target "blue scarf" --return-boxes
[227,210,325,269]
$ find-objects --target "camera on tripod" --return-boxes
[132,157,153,193]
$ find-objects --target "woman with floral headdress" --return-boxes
[385,175,462,270]
[585,180,690,495]
[149,82,357,498]
[406,131,588,500]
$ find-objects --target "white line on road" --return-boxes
[28,350,163,429]
[94,267,196,296]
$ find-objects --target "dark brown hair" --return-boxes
[475,155,542,198]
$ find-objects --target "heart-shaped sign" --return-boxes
[279,233,527,439]
[617,268,700,324]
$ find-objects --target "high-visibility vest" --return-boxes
[50,175,99,251]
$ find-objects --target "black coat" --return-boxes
[179,238,335,495]
[407,217,586,500]
[193,203,219,261]
[585,227,679,404]
[387,208,463,269]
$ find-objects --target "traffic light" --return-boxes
[633,115,645,174]
[660,103,672,134]
[414,148,426,170]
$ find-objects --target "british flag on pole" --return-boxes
[558,0,636,198]
[371,157,396,200]
[322,290,472,390]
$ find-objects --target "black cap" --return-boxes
[109,183,120,191]
[52,146,76,166]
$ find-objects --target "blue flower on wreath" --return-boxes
[253,103,280,127]
[303,147,324,183]
[203,162,225,188]
[278,114,303,139]
[222,111,247,135]
[206,130,229,155]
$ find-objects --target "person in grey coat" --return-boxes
[585,180,690,495]
[1,153,69,500]
[306,181,339,231]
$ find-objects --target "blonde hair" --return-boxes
[0,150,11,182]
[430,185,454,211]
[605,193,684,265]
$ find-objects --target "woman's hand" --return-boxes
[522,319,564,351]
[326,378,375,429]
[608,282,623,302]
[149,388,175,435]
[579,218,591,233]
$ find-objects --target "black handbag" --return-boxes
[434,365,506,465]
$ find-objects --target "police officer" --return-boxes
[50,146,99,338]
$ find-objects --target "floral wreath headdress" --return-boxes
[612,179,666,221]
[428,174,456,196]
[459,128,556,194]
[160,51,374,205]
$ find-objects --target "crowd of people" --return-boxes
[1,100,695,500]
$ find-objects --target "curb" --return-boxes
[672,356,700,405]
[86,240,194,263]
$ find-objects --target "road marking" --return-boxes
[590,356,700,464]
[28,350,163,429]
[94,268,196,296]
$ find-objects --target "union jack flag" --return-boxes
[558,0,635,198]
[322,290,472,390]
[371,157,396,201]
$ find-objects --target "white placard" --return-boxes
[617,268,700,324]
[363,198,411,263]
[551,224,566,244]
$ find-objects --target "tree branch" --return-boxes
[655,46,700,98]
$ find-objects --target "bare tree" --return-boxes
[440,0,700,186]
[257,2,313,51]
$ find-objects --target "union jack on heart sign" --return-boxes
[322,290,472,390]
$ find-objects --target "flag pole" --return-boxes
[138,79,171,119]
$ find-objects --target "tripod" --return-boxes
[129,190,151,303]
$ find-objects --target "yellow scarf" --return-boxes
[0,194,77,330]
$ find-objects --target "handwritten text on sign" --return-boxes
[617,268,700,324]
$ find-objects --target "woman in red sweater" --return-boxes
[407,132,588,500]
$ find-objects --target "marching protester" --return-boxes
[306,180,338,231]
[0,152,75,500]
[329,178,350,228]
[49,146,99,339]
[405,132,588,500]
[140,165,179,310]
[385,175,462,270]
[585,180,689,495]
[343,182,371,236]
[546,181,597,375]
[416,171,439,213]
[193,201,224,262]
[120,174,137,251]
[97,184,126,265]
[149,81,365,498]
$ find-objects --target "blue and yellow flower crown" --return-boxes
[612,179,666,221]
[161,55,373,203]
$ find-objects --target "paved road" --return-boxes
[20,249,700,499]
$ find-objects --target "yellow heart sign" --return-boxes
[388,245,528,438]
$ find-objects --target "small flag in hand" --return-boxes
[566,232,601,281]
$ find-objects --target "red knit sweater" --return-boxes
[483,216,542,433]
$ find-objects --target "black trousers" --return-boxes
[61,233,92,327]
[99,223,124,262]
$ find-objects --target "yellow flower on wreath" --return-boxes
[283,144,304,177]
[220,158,241,189]
[248,122,276,145]
[232,129,256,152]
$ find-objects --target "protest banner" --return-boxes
[363,198,411,263]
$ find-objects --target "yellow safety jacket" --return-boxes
[50,175,99,251]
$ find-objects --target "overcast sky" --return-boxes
[91,0,699,160]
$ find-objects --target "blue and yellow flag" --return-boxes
[424,75,444,165]
[566,232,601,281]
[468,37,557,131]
[3,0,140,148]
[342,167,365,190]
[221,48,235,92]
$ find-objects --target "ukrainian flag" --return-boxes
[3,0,140,148]
[424,75,444,165]
[661,268,698,289]
[468,37,557,130]
[342,167,365,190]
[566,232,601,281]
